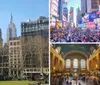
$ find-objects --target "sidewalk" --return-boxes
[62,80,86,85]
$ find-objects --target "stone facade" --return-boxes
[7,14,17,43]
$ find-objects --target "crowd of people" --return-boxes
[51,70,100,85]
[51,75,100,85]
[50,27,100,42]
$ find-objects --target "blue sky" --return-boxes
[0,0,48,43]
[67,0,80,24]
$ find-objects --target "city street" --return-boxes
[50,0,100,43]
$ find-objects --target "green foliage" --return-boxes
[0,81,38,85]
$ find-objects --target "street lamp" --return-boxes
[96,64,98,69]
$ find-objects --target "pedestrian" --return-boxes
[79,82,81,85]
[69,81,72,85]
[66,80,69,85]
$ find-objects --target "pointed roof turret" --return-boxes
[10,13,13,23]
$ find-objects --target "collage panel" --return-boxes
[50,44,100,85]
[50,0,100,42]
[0,0,49,85]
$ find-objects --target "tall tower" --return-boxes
[69,7,74,22]
[58,0,63,21]
[76,7,82,25]
[81,0,87,14]
[7,14,17,44]
[0,28,2,39]
[63,5,68,21]
[0,28,3,48]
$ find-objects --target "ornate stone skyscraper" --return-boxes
[0,28,3,48]
[7,14,17,43]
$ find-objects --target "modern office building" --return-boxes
[81,0,87,14]
[58,0,63,21]
[87,0,100,13]
[63,7,68,21]
[7,14,17,44]
[69,7,74,22]
[76,7,82,25]
[21,16,49,38]
[9,37,23,78]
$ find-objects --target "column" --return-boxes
[9,68,11,77]
[91,60,94,70]
[87,59,89,71]
[78,60,81,72]
[52,54,55,72]
[57,59,60,71]
[71,60,73,71]
[17,71,18,78]
[97,53,100,69]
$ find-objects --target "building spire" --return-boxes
[10,13,13,23]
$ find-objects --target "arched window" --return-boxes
[73,59,78,68]
[66,59,71,68]
[81,59,85,68]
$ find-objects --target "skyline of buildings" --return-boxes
[0,15,49,80]
[0,0,48,44]
[0,15,48,46]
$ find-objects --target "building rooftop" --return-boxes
[21,16,48,24]
[9,37,21,40]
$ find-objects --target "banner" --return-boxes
[78,23,86,28]
[88,13,98,22]
[78,19,82,24]
[86,22,96,28]
[50,0,58,17]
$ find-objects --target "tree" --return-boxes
[0,47,9,80]
[21,35,48,79]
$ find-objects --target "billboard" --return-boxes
[50,17,56,27]
[78,23,86,28]
[62,15,66,21]
[86,22,96,28]
[51,0,58,17]
[50,0,59,27]
[88,13,98,22]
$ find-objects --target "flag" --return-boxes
[69,10,73,14]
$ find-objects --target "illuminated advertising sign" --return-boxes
[50,0,59,27]
[51,17,56,27]
[86,22,96,28]
[88,14,98,22]
[78,23,86,28]
[51,0,58,17]
[97,18,100,23]
[62,15,66,21]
